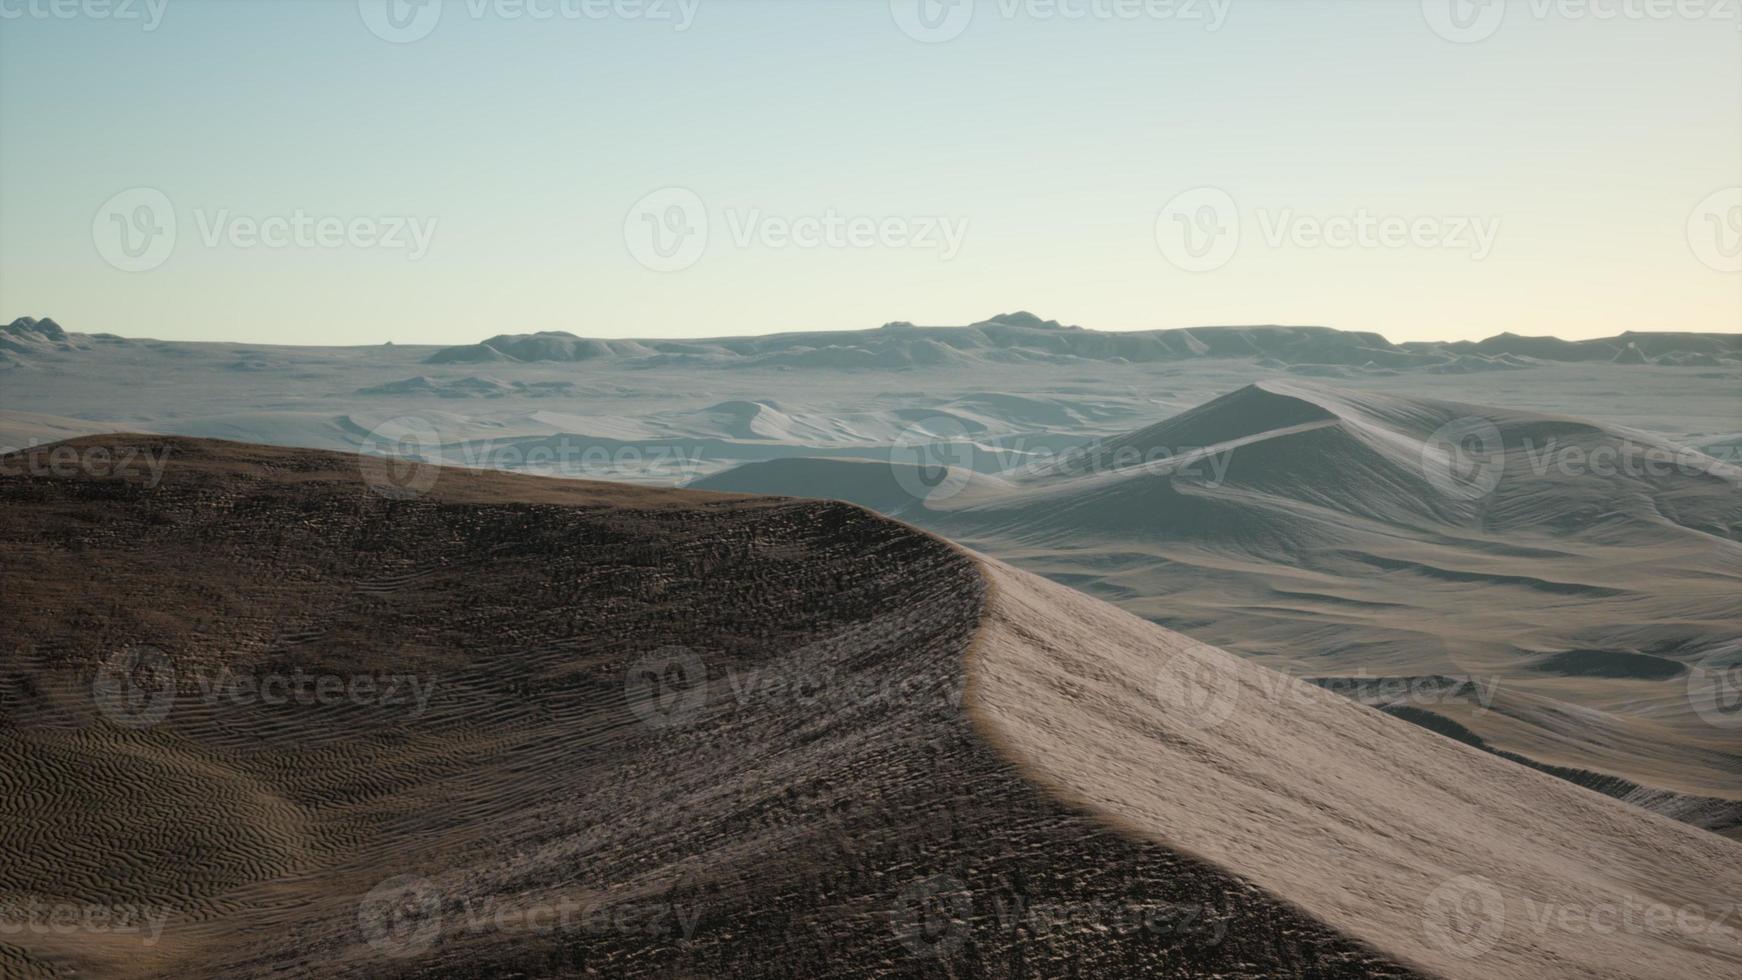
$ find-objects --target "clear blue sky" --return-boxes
[2,0,1738,345]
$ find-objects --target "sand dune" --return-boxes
[696,381,1742,803]
[3,437,1737,979]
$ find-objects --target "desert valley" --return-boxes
[2,311,1738,978]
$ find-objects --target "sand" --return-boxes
[2,437,1737,978]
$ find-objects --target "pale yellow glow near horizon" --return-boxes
[2,1,1737,346]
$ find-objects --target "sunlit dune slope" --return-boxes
[969,557,1742,980]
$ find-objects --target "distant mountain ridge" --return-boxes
[419,311,1740,371]
[7,313,1738,372]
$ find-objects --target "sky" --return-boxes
[1,0,1738,346]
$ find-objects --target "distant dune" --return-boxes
[3,438,1738,978]
[696,381,1742,806]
